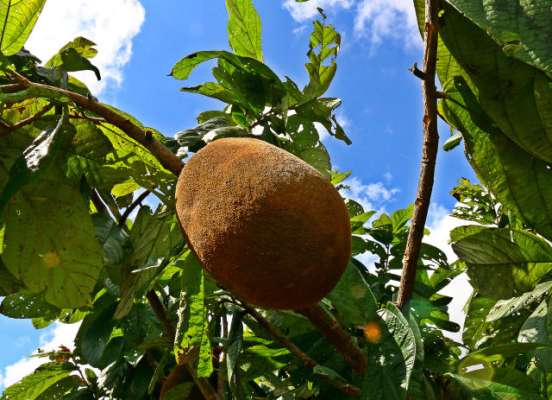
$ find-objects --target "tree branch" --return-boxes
[118,190,151,227]
[396,0,440,309]
[298,304,367,375]
[4,71,183,175]
[241,303,361,397]
[0,103,54,139]
[146,290,220,400]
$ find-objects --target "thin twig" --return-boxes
[146,290,221,400]
[5,70,183,175]
[396,0,440,309]
[298,305,367,375]
[118,190,151,227]
[0,103,54,139]
[242,303,361,397]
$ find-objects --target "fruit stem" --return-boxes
[241,302,362,396]
[298,304,367,374]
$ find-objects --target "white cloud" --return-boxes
[354,0,421,49]
[283,0,421,49]
[342,176,399,211]
[0,323,80,389]
[26,0,145,95]
[283,0,354,22]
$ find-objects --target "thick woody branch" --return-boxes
[146,290,220,400]
[396,0,440,309]
[4,71,183,175]
[242,303,361,397]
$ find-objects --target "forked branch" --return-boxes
[396,0,440,309]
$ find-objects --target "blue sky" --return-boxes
[0,0,476,387]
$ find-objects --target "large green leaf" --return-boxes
[518,296,552,370]
[486,281,552,322]
[440,2,552,164]
[447,373,543,400]
[361,303,416,400]
[0,291,59,319]
[0,114,67,213]
[0,362,76,400]
[327,261,378,328]
[46,36,100,80]
[174,252,213,378]
[226,0,263,61]
[0,256,21,295]
[447,0,552,76]
[0,0,47,56]
[115,207,183,319]
[74,293,119,368]
[451,226,552,299]
[441,77,552,241]
[3,167,104,309]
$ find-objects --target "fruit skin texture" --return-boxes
[175,137,351,310]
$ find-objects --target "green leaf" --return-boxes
[226,0,263,61]
[462,293,497,349]
[487,281,552,322]
[115,207,183,319]
[0,114,67,213]
[446,0,552,76]
[226,311,244,393]
[0,362,76,400]
[362,303,416,400]
[441,78,552,241]
[35,375,83,399]
[443,132,462,151]
[519,296,552,370]
[0,0,47,56]
[0,256,21,295]
[174,253,213,378]
[46,36,98,66]
[3,167,104,309]
[451,227,552,299]
[304,20,340,99]
[0,291,59,319]
[171,50,277,83]
[447,373,543,400]
[440,2,552,165]
[75,293,119,368]
[328,261,378,328]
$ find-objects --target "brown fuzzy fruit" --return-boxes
[175,137,351,309]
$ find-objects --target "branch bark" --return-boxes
[298,304,367,375]
[0,103,54,139]
[146,290,220,400]
[396,0,440,309]
[242,303,361,397]
[4,71,183,175]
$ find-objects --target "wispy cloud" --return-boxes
[341,176,399,211]
[283,0,354,22]
[354,0,421,49]
[26,0,146,95]
[283,0,421,49]
[0,323,80,389]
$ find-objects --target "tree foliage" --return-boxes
[0,0,552,399]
